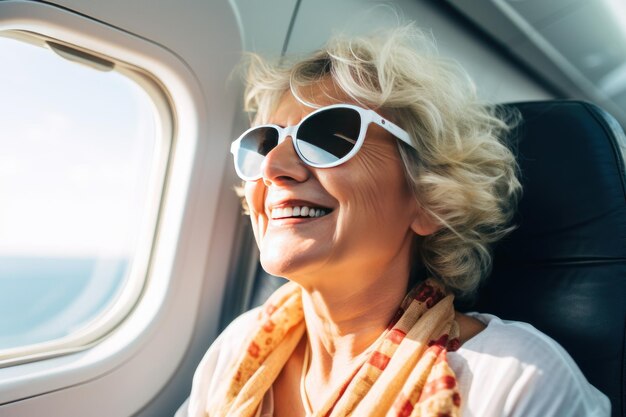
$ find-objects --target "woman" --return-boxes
[179,26,610,417]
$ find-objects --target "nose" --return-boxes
[261,135,310,186]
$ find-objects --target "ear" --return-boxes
[410,207,440,236]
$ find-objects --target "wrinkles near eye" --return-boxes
[348,142,404,219]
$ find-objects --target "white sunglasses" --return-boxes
[230,103,414,181]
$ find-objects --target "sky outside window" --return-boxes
[0,35,160,350]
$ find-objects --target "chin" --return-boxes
[259,236,324,277]
[259,255,297,280]
[259,250,319,283]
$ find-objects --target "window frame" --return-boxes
[0,29,172,366]
[0,1,241,414]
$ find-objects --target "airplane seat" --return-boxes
[232,100,625,416]
[466,100,625,417]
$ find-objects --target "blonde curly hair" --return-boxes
[240,24,521,298]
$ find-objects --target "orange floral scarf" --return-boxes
[207,279,461,417]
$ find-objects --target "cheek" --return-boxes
[244,181,268,241]
[341,144,410,218]
[244,181,264,213]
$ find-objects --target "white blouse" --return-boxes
[176,309,610,417]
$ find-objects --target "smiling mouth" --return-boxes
[271,205,332,219]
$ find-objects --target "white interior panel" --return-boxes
[230,0,298,55]
[287,0,552,102]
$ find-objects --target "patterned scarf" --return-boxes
[206,279,461,417]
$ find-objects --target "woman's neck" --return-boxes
[299,264,410,385]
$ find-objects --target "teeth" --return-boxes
[271,205,329,219]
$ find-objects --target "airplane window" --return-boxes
[0,33,167,362]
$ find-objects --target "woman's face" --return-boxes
[244,81,435,289]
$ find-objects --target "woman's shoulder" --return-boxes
[449,313,610,417]
[196,306,262,375]
[456,312,580,362]
[214,307,263,348]
[181,308,262,417]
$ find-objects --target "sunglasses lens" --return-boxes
[236,126,279,179]
[296,107,361,165]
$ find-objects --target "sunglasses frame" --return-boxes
[230,103,414,181]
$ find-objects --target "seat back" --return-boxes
[471,101,626,417]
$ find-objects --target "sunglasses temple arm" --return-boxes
[371,117,414,149]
